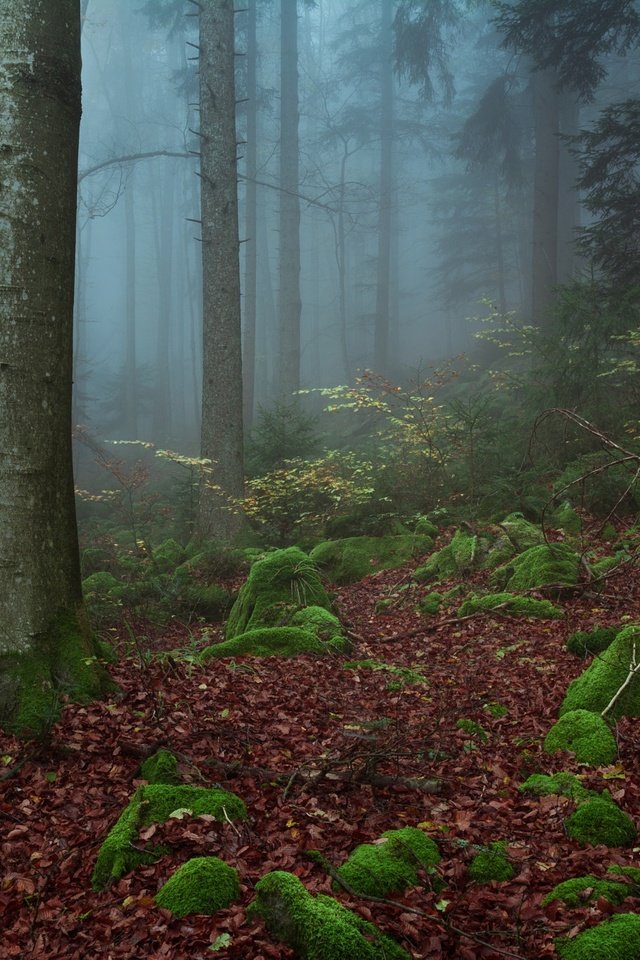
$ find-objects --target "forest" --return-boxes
[2,0,640,958]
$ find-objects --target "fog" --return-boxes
[74,0,640,451]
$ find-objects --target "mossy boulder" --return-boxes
[457,591,563,619]
[418,591,443,615]
[567,625,619,658]
[225,548,330,639]
[544,710,617,766]
[491,543,580,592]
[155,856,240,917]
[290,606,349,648]
[468,841,514,883]
[413,528,482,583]
[556,914,640,960]
[152,538,186,574]
[92,784,246,890]
[519,772,593,803]
[565,796,636,848]
[309,534,433,586]
[560,625,640,720]
[141,749,181,785]
[181,540,247,579]
[542,874,632,908]
[250,870,409,960]
[336,827,440,897]
[200,625,349,661]
[482,513,545,569]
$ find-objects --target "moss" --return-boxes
[179,541,246,580]
[92,784,246,890]
[483,701,509,719]
[482,514,545,570]
[607,865,640,885]
[590,555,622,579]
[342,659,427,686]
[154,856,240,917]
[176,581,232,621]
[309,534,433,586]
[456,718,489,741]
[567,626,619,658]
[544,710,618,766]
[83,571,122,596]
[542,875,632,907]
[250,870,409,960]
[491,543,580,592]
[560,625,640,720]
[553,502,582,535]
[468,841,514,883]
[152,538,186,574]
[290,606,349,649]
[519,772,593,803]
[565,796,637,847]
[556,914,640,960]
[0,609,109,738]
[457,591,563,619]
[336,827,440,898]
[141,749,181,785]
[200,626,342,660]
[418,592,443,615]
[225,548,330,639]
[413,529,480,583]
[414,516,438,538]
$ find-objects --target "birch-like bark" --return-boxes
[0,0,104,732]
[197,0,245,541]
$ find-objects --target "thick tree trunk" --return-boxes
[374,0,393,373]
[243,0,258,429]
[197,0,245,541]
[531,67,560,324]
[278,0,302,398]
[0,0,106,735]
[557,91,580,284]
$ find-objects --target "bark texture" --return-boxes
[374,0,394,374]
[197,0,245,541]
[0,0,105,734]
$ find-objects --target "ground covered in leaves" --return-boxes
[2,534,639,959]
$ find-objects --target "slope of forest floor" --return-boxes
[2,537,639,959]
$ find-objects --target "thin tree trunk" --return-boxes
[151,160,176,443]
[243,0,258,429]
[557,90,580,284]
[197,0,245,541]
[531,66,559,324]
[374,0,393,373]
[123,168,139,438]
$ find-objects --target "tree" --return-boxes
[197,0,245,541]
[0,0,106,734]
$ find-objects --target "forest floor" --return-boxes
[1,535,639,959]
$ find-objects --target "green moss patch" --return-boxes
[342,659,427,687]
[565,796,636,848]
[456,718,489,741]
[200,625,348,660]
[413,529,480,583]
[560,625,640,720]
[418,591,443,615]
[519,772,593,803]
[152,538,186,573]
[141,749,181,785]
[92,784,246,890]
[309,534,433,585]
[336,827,440,897]
[567,625,620,658]
[250,870,409,959]
[457,591,563,619]
[290,606,350,649]
[544,710,618,766]
[468,841,514,883]
[542,874,632,908]
[556,914,640,960]
[482,513,545,569]
[155,856,240,917]
[491,543,580,592]
[225,548,330,639]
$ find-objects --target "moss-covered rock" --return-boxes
[542,874,632,907]
[92,784,246,890]
[309,534,433,586]
[141,749,181,785]
[468,841,514,883]
[290,606,349,649]
[418,592,443,615]
[155,856,240,917]
[250,870,409,960]
[567,625,619,658]
[414,516,439,538]
[225,548,330,639]
[607,865,640,886]
[482,513,545,569]
[519,772,593,803]
[200,626,347,660]
[556,914,640,960]
[565,796,637,847]
[336,827,440,898]
[491,543,580,592]
[457,591,563,619]
[413,529,480,583]
[152,539,186,574]
[544,710,617,766]
[560,625,640,720]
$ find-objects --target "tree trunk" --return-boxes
[197,0,245,541]
[278,0,302,398]
[374,0,393,373]
[531,66,559,324]
[0,0,106,735]
[557,90,580,284]
[243,0,258,429]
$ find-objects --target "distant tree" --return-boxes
[196,0,245,541]
[0,0,106,734]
